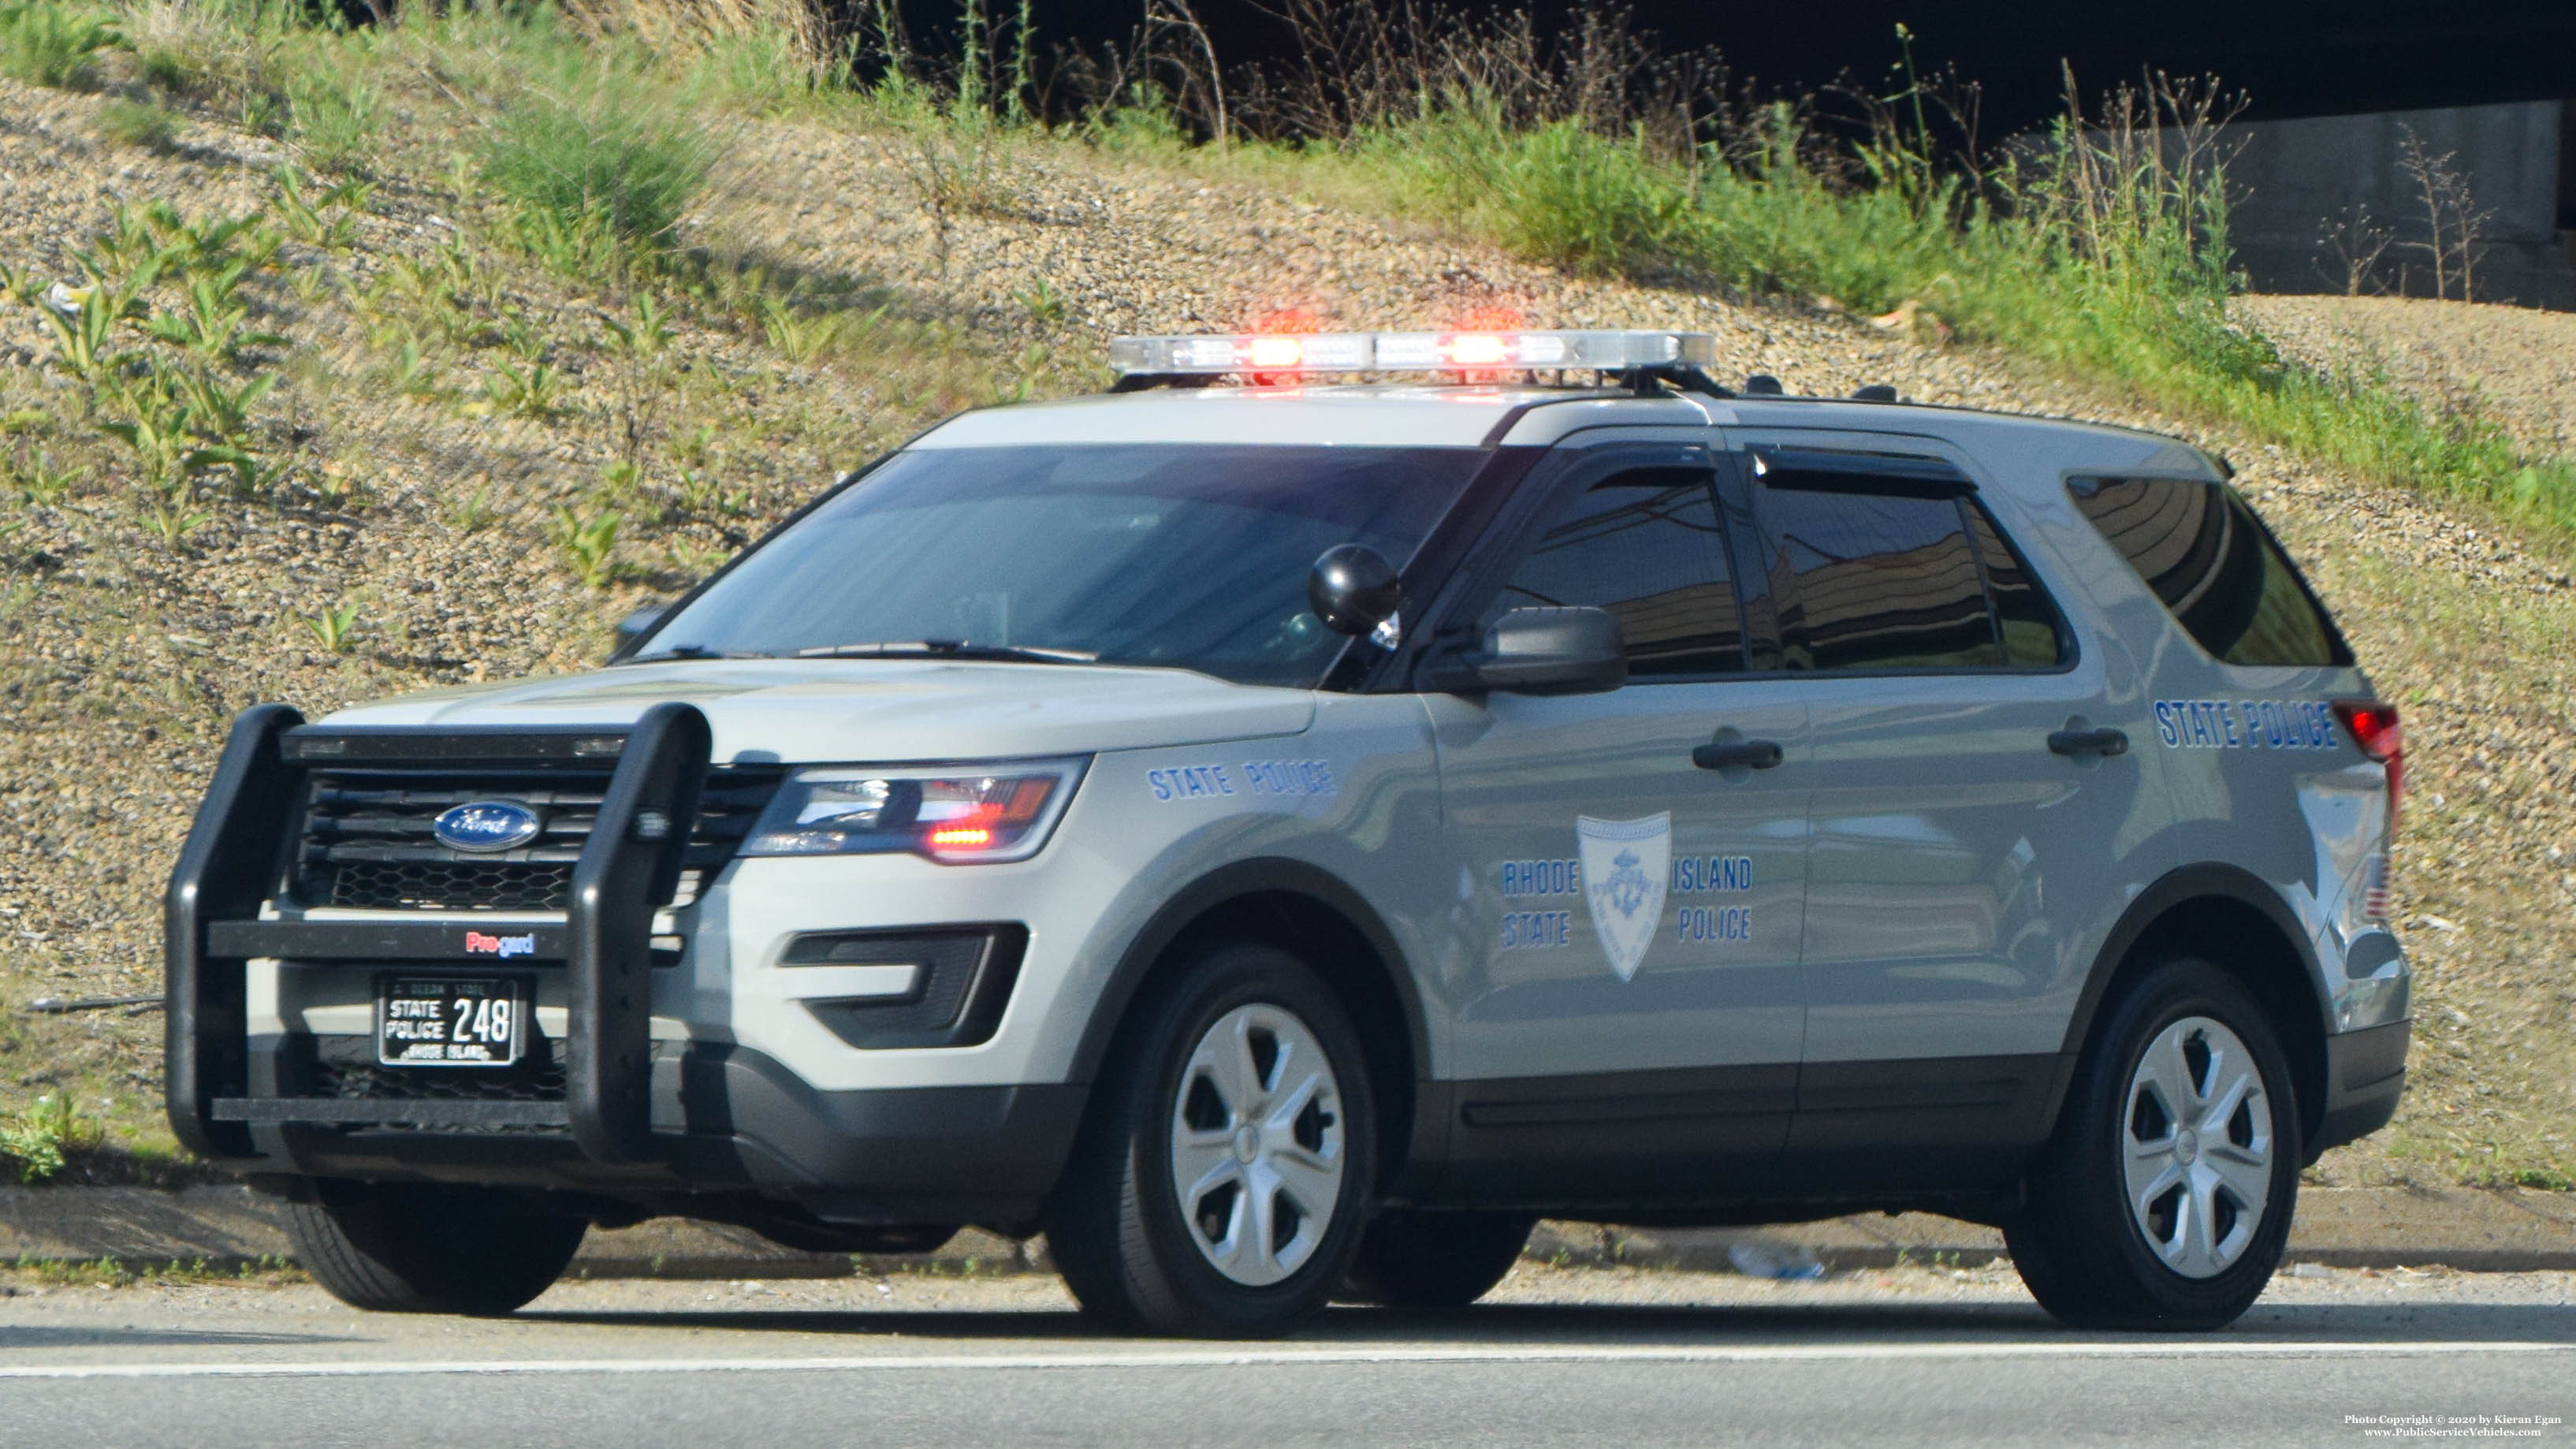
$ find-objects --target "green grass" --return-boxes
[4,1253,302,1286]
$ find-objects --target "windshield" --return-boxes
[636,443,1487,687]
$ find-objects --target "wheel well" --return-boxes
[2096,895,2328,1155]
[1119,890,1420,1188]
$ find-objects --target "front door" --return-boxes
[1424,446,1811,1205]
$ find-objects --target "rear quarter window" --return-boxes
[2066,477,2351,668]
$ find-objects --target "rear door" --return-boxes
[1720,435,2166,1187]
[1420,441,1811,1204]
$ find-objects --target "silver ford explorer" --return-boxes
[166,330,2408,1335]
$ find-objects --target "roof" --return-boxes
[911,385,1708,450]
[909,383,2216,481]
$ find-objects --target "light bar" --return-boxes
[1109,330,1718,377]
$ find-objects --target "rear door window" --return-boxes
[2067,477,2351,667]
[1480,467,1745,678]
[1745,456,2016,672]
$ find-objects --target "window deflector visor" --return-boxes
[1749,446,1973,496]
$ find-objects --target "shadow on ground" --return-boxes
[0,1325,349,1350]
[517,1298,2576,1346]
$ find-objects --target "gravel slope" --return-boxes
[2237,293,2576,460]
[0,76,2570,1187]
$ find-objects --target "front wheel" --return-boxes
[1048,942,1378,1337]
[285,1182,587,1315]
[2007,957,2300,1331]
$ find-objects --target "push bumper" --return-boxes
[164,706,1085,1224]
[169,702,709,1165]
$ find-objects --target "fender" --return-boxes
[1067,857,1431,1090]
[2059,861,2328,1059]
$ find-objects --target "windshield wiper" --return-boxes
[628,644,772,662]
[795,639,1100,664]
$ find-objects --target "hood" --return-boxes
[318,658,1316,763]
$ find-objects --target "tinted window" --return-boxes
[2068,478,2349,667]
[1483,468,1744,677]
[1966,501,2068,668]
[643,445,1484,687]
[1755,482,2003,672]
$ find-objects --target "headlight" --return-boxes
[738,758,1087,863]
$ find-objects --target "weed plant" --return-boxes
[478,66,717,270]
[0,0,120,89]
[97,95,180,150]
[0,1093,79,1183]
[286,69,378,173]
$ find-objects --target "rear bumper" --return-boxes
[2310,1019,2409,1160]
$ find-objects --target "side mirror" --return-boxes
[612,604,669,659]
[1307,545,1400,636]
[1427,605,1627,696]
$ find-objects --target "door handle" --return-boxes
[1693,739,1785,771]
[2047,727,2129,758]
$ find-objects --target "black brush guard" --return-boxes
[166,702,712,1167]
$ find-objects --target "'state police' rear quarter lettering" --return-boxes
[2154,699,2339,751]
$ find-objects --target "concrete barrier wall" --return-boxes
[2221,100,2573,307]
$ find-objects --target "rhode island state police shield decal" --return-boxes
[1576,812,1670,982]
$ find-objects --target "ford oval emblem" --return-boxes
[433,801,544,853]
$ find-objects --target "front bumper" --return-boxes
[2310,1019,2409,1159]
[227,1036,1082,1225]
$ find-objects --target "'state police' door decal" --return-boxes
[1578,813,1670,981]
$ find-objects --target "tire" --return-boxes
[285,1181,588,1315]
[1342,1210,1536,1308]
[2008,956,2301,1331]
[1049,941,1378,1337]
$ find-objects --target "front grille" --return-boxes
[288,763,784,912]
[329,860,575,911]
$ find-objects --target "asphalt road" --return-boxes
[1,1263,2569,1447]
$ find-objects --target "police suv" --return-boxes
[166,330,2408,1335]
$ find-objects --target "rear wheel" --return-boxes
[1342,1209,1536,1308]
[1049,942,1377,1337]
[285,1182,587,1315]
[2008,957,2299,1331]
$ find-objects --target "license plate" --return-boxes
[377,976,529,1068]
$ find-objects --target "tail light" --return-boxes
[2332,698,2402,836]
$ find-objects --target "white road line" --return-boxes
[0,1340,2566,1381]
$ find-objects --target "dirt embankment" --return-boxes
[0,76,2570,1186]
